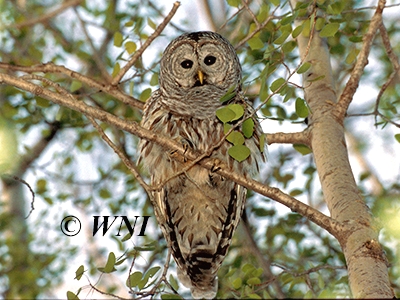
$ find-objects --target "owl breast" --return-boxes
[138,31,264,299]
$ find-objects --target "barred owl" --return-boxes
[139,31,264,299]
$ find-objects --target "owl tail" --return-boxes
[178,268,218,299]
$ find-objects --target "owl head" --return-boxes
[159,31,241,96]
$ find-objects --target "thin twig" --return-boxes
[111,1,180,85]
[200,0,217,31]
[373,22,400,124]
[235,5,279,49]
[87,116,152,197]
[74,7,111,81]
[5,0,83,29]
[335,0,386,119]
[0,62,144,109]
[3,175,36,219]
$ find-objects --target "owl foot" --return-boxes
[210,158,222,172]
[169,138,193,162]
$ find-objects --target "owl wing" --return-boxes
[150,169,247,299]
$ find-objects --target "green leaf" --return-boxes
[345,48,360,64]
[290,189,303,197]
[115,257,127,266]
[150,73,159,86]
[282,41,296,54]
[328,1,345,14]
[216,106,236,123]
[225,268,237,277]
[395,134,400,143]
[292,23,304,38]
[242,118,255,138]
[125,41,137,54]
[112,62,120,77]
[140,88,152,102]
[248,293,262,299]
[259,134,265,153]
[121,232,132,242]
[219,85,236,102]
[270,78,286,93]
[297,62,311,74]
[228,104,244,121]
[232,277,243,289]
[114,32,123,47]
[147,18,157,30]
[259,77,269,102]
[273,31,290,45]
[349,36,363,43]
[281,15,295,26]
[126,271,143,287]
[227,0,241,7]
[70,80,82,93]
[169,274,179,291]
[253,267,263,277]
[247,277,261,286]
[228,145,251,162]
[227,131,245,145]
[295,98,309,118]
[138,266,161,290]
[307,75,325,82]
[302,19,311,37]
[36,179,47,193]
[293,144,312,155]
[67,291,80,300]
[315,17,325,31]
[99,188,111,199]
[247,36,264,50]
[242,263,255,274]
[319,23,340,37]
[103,252,116,273]
[161,294,183,300]
[74,265,85,280]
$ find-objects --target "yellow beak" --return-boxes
[197,70,204,85]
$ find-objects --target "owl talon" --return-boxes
[211,158,221,172]
[169,138,193,162]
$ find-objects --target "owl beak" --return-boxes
[197,70,205,85]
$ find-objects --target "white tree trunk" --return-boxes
[293,8,394,298]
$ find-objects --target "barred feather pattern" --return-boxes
[138,31,264,299]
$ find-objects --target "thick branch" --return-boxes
[266,129,310,146]
[0,72,341,237]
[292,0,393,296]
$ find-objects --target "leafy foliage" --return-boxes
[0,0,399,299]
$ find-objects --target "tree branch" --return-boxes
[335,0,386,119]
[0,62,144,109]
[7,0,83,29]
[111,1,180,85]
[87,116,152,196]
[73,7,112,81]
[266,129,310,146]
[0,72,342,237]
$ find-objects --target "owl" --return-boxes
[138,31,264,299]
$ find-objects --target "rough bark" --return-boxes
[292,1,394,297]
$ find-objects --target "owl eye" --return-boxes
[181,60,193,69]
[204,55,216,66]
